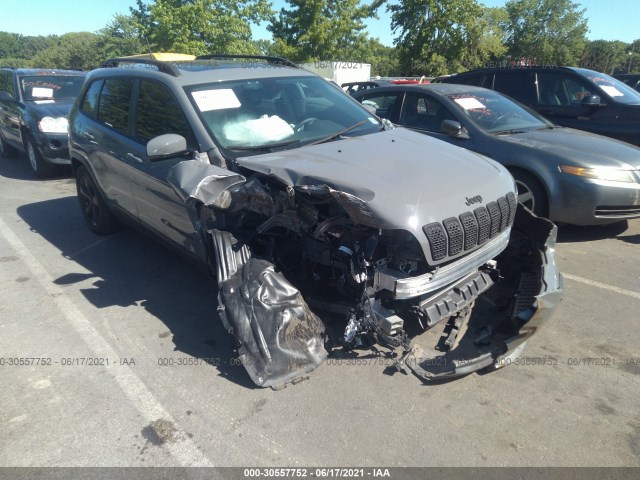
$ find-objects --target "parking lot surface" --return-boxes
[1,154,639,467]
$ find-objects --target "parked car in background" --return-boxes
[342,80,391,95]
[436,66,640,146]
[67,55,562,388]
[614,73,640,92]
[342,78,430,96]
[0,68,86,177]
[354,83,640,226]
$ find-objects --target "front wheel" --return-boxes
[26,136,55,178]
[76,165,119,235]
[511,170,548,218]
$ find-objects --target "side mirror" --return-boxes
[441,120,466,138]
[147,134,189,161]
[581,95,604,108]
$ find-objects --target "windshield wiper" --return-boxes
[494,129,528,135]
[305,119,371,147]
[227,139,300,152]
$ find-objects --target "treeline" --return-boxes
[1,0,639,77]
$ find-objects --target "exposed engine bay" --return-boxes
[169,160,563,389]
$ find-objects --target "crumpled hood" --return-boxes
[26,100,74,119]
[498,127,640,169]
[237,128,516,232]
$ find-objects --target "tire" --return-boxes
[510,170,549,218]
[26,135,55,178]
[0,132,19,158]
[75,165,119,235]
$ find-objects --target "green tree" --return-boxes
[31,32,101,70]
[0,32,21,59]
[268,0,384,63]
[130,0,272,55]
[359,39,399,77]
[463,7,508,70]
[502,0,588,65]
[581,40,629,75]
[626,39,640,74]
[96,14,145,61]
[389,0,499,76]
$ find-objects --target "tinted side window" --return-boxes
[401,92,456,133]
[135,80,193,145]
[449,73,485,87]
[536,72,593,106]
[80,80,104,119]
[492,71,535,104]
[98,78,134,134]
[360,92,403,122]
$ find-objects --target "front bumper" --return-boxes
[550,173,640,225]
[399,205,563,381]
[32,132,71,165]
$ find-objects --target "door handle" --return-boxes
[127,153,143,163]
[83,131,94,140]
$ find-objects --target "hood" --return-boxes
[237,128,516,233]
[497,127,640,169]
[26,100,74,119]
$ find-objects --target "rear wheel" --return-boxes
[511,170,548,218]
[76,165,119,234]
[26,135,55,178]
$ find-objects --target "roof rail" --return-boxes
[194,54,298,68]
[101,58,181,77]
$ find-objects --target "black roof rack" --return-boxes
[194,54,298,68]
[101,58,181,77]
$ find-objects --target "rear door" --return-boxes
[78,77,139,217]
[490,70,536,106]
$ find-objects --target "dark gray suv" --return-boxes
[69,56,562,388]
[0,68,86,177]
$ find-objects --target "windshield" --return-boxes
[19,75,85,101]
[187,76,381,152]
[446,90,553,133]
[574,68,640,105]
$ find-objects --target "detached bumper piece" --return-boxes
[400,204,563,381]
[213,232,327,389]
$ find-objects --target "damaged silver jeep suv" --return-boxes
[69,56,563,388]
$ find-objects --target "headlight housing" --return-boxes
[559,165,635,183]
[38,116,69,133]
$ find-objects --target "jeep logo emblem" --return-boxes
[465,195,483,206]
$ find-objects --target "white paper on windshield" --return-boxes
[224,115,294,146]
[192,89,241,111]
[454,97,486,110]
[34,100,55,104]
[600,85,624,97]
[32,87,53,98]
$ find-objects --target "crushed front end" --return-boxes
[169,158,563,388]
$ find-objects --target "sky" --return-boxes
[0,0,638,46]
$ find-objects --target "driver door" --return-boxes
[126,79,203,258]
